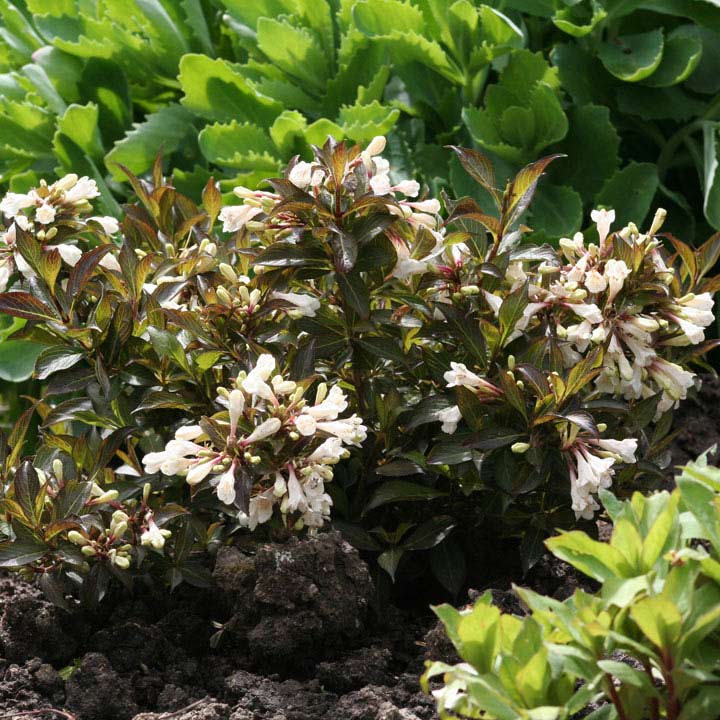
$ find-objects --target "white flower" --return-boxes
[62,176,100,204]
[219,204,263,232]
[648,358,695,401]
[604,259,629,303]
[307,437,345,463]
[215,466,236,505]
[286,466,307,513]
[594,438,637,464]
[99,252,122,272]
[295,414,317,436]
[245,489,276,530]
[288,161,313,189]
[591,208,615,246]
[0,191,36,218]
[305,384,348,421]
[272,291,320,318]
[392,257,428,281]
[56,244,82,266]
[361,136,387,172]
[228,389,245,434]
[393,180,420,197]
[241,354,276,400]
[405,198,441,214]
[175,424,204,441]
[437,405,461,434]
[584,268,607,294]
[243,417,282,444]
[316,415,367,446]
[567,302,603,325]
[141,515,168,550]
[186,458,216,485]
[90,216,120,234]
[35,203,56,225]
[444,362,484,389]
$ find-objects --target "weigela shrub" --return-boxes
[423,451,720,720]
[0,138,717,600]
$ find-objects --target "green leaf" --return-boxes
[642,25,703,87]
[35,345,85,380]
[528,184,582,238]
[105,104,196,181]
[378,546,404,581]
[629,597,682,649]
[401,515,456,551]
[552,105,620,203]
[256,17,330,93]
[147,327,189,371]
[595,162,659,229]
[430,538,466,596]
[553,1,606,37]
[179,54,283,124]
[363,480,447,513]
[702,121,720,230]
[0,540,46,568]
[0,340,45,382]
[545,530,632,582]
[598,29,664,82]
[337,270,370,319]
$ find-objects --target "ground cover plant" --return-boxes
[0,138,717,603]
[424,451,720,720]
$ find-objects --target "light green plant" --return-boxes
[424,450,720,719]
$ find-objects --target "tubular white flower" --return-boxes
[648,358,695,401]
[0,191,36,217]
[56,244,82,266]
[186,458,216,485]
[62,176,100,203]
[141,515,166,550]
[228,389,245,434]
[241,354,276,400]
[90,216,120,235]
[604,259,630,303]
[305,384,348,420]
[393,180,420,197]
[36,203,56,225]
[444,362,485,389]
[288,161,314,189]
[594,438,638,464]
[590,208,615,246]
[272,291,321,318]
[215,466,236,505]
[584,268,607,294]
[437,405,462,434]
[219,204,263,232]
[175,424,204,441]
[243,417,282,444]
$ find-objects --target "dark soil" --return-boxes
[0,380,717,720]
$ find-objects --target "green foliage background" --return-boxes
[1,0,719,395]
[0,0,719,240]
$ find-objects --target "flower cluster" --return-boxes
[143,355,366,531]
[0,174,119,291]
[558,424,638,519]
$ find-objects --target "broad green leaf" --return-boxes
[105,104,196,181]
[686,27,720,95]
[0,340,45,381]
[256,17,330,93]
[337,100,400,143]
[595,162,659,229]
[598,30,664,82]
[552,104,620,203]
[456,601,501,672]
[54,102,103,163]
[528,184,582,237]
[179,54,283,124]
[642,25,703,87]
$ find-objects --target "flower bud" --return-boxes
[597,423,607,432]
[143,483,151,503]
[511,442,530,454]
[114,555,131,570]
[460,285,480,296]
[52,459,64,482]
[93,490,119,504]
[81,545,97,557]
[219,263,238,284]
[508,355,515,371]
[216,286,233,306]
[68,530,88,546]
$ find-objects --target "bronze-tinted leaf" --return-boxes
[0,292,58,322]
[446,146,500,207]
[67,245,114,308]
